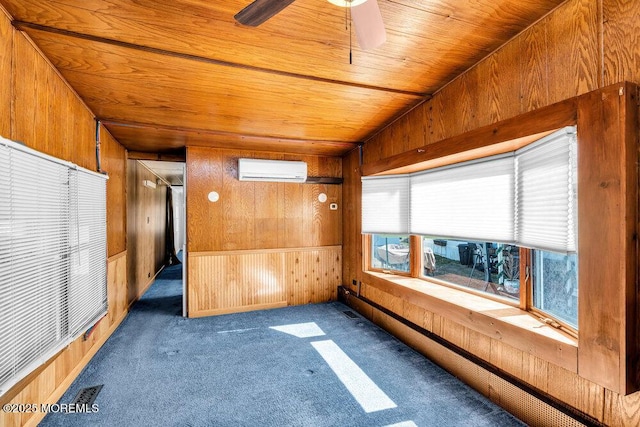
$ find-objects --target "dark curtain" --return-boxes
[165,186,181,266]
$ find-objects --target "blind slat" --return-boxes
[0,135,108,396]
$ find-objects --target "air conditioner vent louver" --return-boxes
[238,158,307,183]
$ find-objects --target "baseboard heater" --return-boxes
[337,285,603,427]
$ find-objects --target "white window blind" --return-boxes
[361,175,409,234]
[68,170,108,336]
[0,136,108,396]
[515,127,577,253]
[409,155,515,243]
[361,127,577,254]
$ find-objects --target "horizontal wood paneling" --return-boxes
[0,0,567,157]
[4,0,562,93]
[188,246,341,317]
[104,122,357,157]
[187,146,342,252]
[24,28,421,145]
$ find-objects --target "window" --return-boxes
[533,251,578,328]
[0,136,108,395]
[371,234,410,273]
[422,237,520,302]
[362,127,578,331]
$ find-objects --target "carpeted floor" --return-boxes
[40,261,525,427]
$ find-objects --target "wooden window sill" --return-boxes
[363,271,578,372]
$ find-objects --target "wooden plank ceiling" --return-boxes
[0,0,564,157]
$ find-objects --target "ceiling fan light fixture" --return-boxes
[327,0,368,7]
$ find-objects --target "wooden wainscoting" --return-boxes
[188,246,341,317]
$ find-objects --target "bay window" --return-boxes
[362,127,578,332]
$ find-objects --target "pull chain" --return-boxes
[349,5,352,64]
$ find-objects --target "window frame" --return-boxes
[365,234,413,277]
[364,234,578,338]
[363,127,579,336]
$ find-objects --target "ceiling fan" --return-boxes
[234,0,386,50]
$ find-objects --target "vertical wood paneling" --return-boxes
[12,32,95,170]
[283,178,304,247]
[406,104,426,151]
[127,160,167,305]
[254,152,284,249]
[603,0,640,85]
[605,389,640,427]
[0,15,10,137]
[576,85,638,394]
[490,340,524,379]
[11,32,37,146]
[378,126,395,160]
[547,0,600,103]
[188,247,340,317]
[222,152,255,250]
[107,253,128,325]
[186,146,224,252]
[475,36,523,125]
[341,148,361,290]
[187,146,342,252]
[424,95,445,145]
[102,126,127,256]
[521,354,549,393]
[362,134,380,164]
[285,248,340,305]
[466,329,492,362]
[437,77,471,140]
[520,18,550,112]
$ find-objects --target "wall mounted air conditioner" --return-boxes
[238,158,307,183]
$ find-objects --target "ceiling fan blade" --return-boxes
[234,0,296,27]
[351,0,387,50]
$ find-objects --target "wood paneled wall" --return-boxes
[186,146,342,316]
[189,247,341,317]
[0,11,129,426]
[126,160,167,305]
[102,126,127,257]
[187,147,342,251]
[343,0,640,425]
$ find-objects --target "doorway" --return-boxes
[135,160,186,316]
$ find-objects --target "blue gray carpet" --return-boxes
[41,262,524,426]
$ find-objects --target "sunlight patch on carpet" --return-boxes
[269,322,326,338]
[311,339,397,413]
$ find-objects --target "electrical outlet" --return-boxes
[330,203,338,210]
[352,279,357,285]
